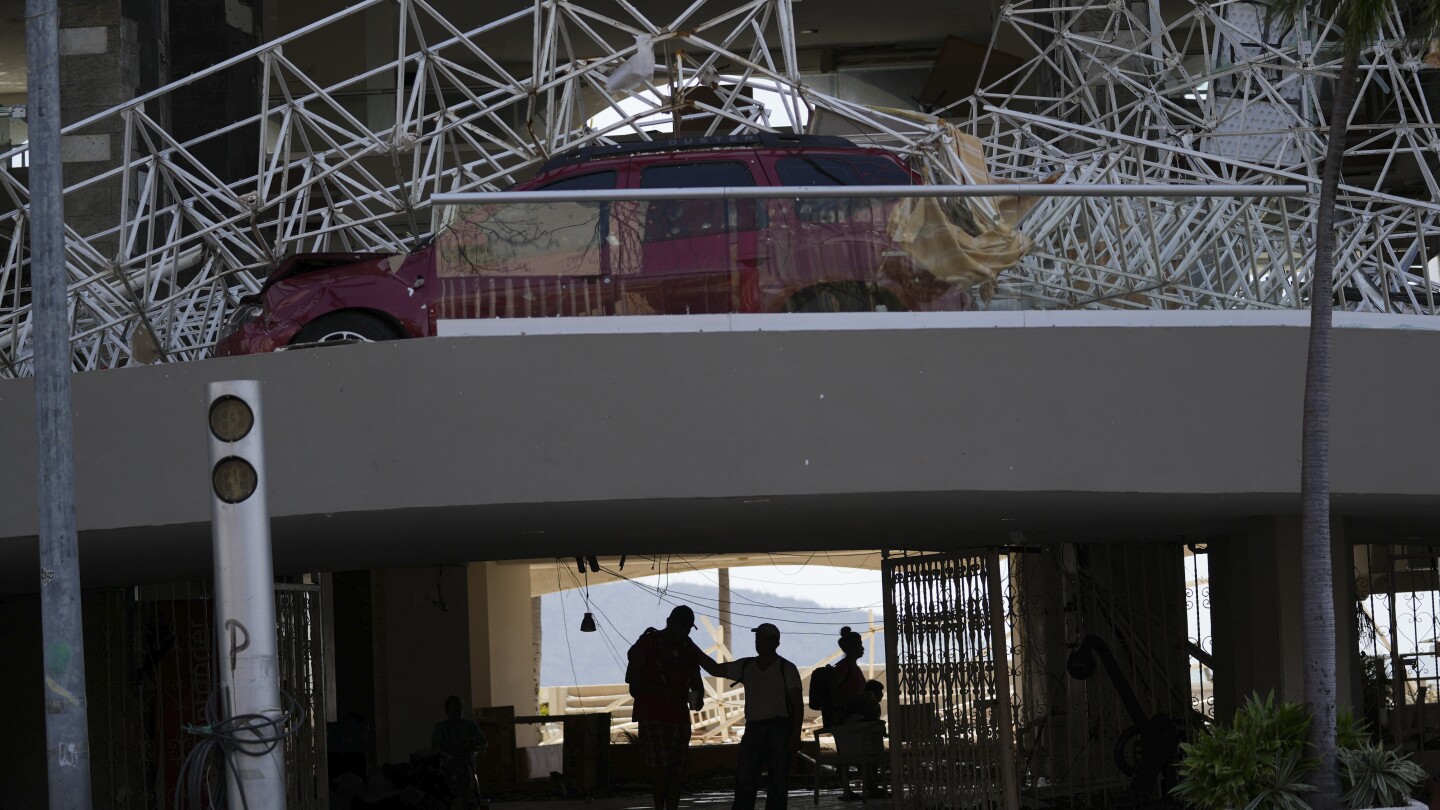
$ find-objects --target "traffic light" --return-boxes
[208,392,260,503]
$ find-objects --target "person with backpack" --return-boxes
[826,627,867,727]
[627,605,726,810]
[822,627,875,801]
[722,623,803,810]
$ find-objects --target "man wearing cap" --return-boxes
[722,623,803,810]
[629,604,726,810]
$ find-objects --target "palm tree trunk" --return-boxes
[1302,45,1360,810]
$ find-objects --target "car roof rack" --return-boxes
[538,132,861,172]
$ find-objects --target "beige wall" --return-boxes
[467,561,539,746]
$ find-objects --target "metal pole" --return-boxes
[718,567,732,658]
[27,0,95,806]
[207,380,288,808]
[880,551,904,810]
[433,183,1310,206]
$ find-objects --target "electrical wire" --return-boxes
[670,556,882,613]
[173,685,305,810]
[563,564,628,673]
[599,565,879,635]
[625,575,881,623]
[555,560,582,695]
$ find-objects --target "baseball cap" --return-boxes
[752,622,780,639]
[669,605,697,629]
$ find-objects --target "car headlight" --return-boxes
[219,303,263,339]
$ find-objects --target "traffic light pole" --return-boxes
[207,380,288,808]
[27,1,95,807]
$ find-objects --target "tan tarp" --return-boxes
[814,106,1053,299]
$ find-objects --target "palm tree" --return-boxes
[1264,1,1440,807]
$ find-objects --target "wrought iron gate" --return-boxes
[882,550,1019,810]
[883,544,1196,810]
[1355,542,1440,757]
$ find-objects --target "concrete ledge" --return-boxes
[439,310,1440,337]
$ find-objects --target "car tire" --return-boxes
[787,285,901,313]
[291,312,403,345]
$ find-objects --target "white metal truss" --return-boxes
[966,0,1440,311]
[0,0,1435,376]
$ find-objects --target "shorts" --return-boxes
[638,720,690,768]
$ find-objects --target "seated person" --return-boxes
[431,695,487,808]
[833,681,886,801]
[839,680,883,723]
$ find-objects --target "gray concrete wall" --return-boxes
[1,314,1437,589]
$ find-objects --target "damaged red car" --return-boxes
[213,132,977,357]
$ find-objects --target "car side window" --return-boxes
[775,157,874,223]
[434,171,616,277]
[843,155,913,185]
[639,162,758,242]
[539,171,617,191]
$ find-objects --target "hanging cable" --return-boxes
[670,556,883,613]
[555,560,582,696]
[598,565,879,634]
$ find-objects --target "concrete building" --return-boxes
[0,0,1438,807]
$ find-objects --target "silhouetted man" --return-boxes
[431,695,486,808]
[723,623,802,810]
[629,605,725,810]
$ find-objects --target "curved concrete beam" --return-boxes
[1,311,1436,592]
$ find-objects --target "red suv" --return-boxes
[213,133,970,356]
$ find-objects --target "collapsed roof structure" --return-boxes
[0,0,1435,375]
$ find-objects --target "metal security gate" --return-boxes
[882,550,1019,810]
[1355,543,1440,752]
[883,544,1196,810]
[86,578,328,809]
[276,579,329,809]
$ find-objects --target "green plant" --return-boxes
[1244,750,1317,810]
[1172,693,1318,810]
[1172,693,1414,810]
[1338,741,1426,809]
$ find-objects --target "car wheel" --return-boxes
[291,312,403,345]
[787,285,902,313]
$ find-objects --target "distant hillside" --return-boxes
[541,578,885,686]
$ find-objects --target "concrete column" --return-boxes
[467,561,539,746]
[57,1,143,256]
[1210,517,1356,721]
[375,566,472,760]
[366,562,540,763]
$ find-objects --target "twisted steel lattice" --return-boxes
[0,0,1436,375]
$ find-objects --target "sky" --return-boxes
[541,563,886,685]
[631,563,883,612]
